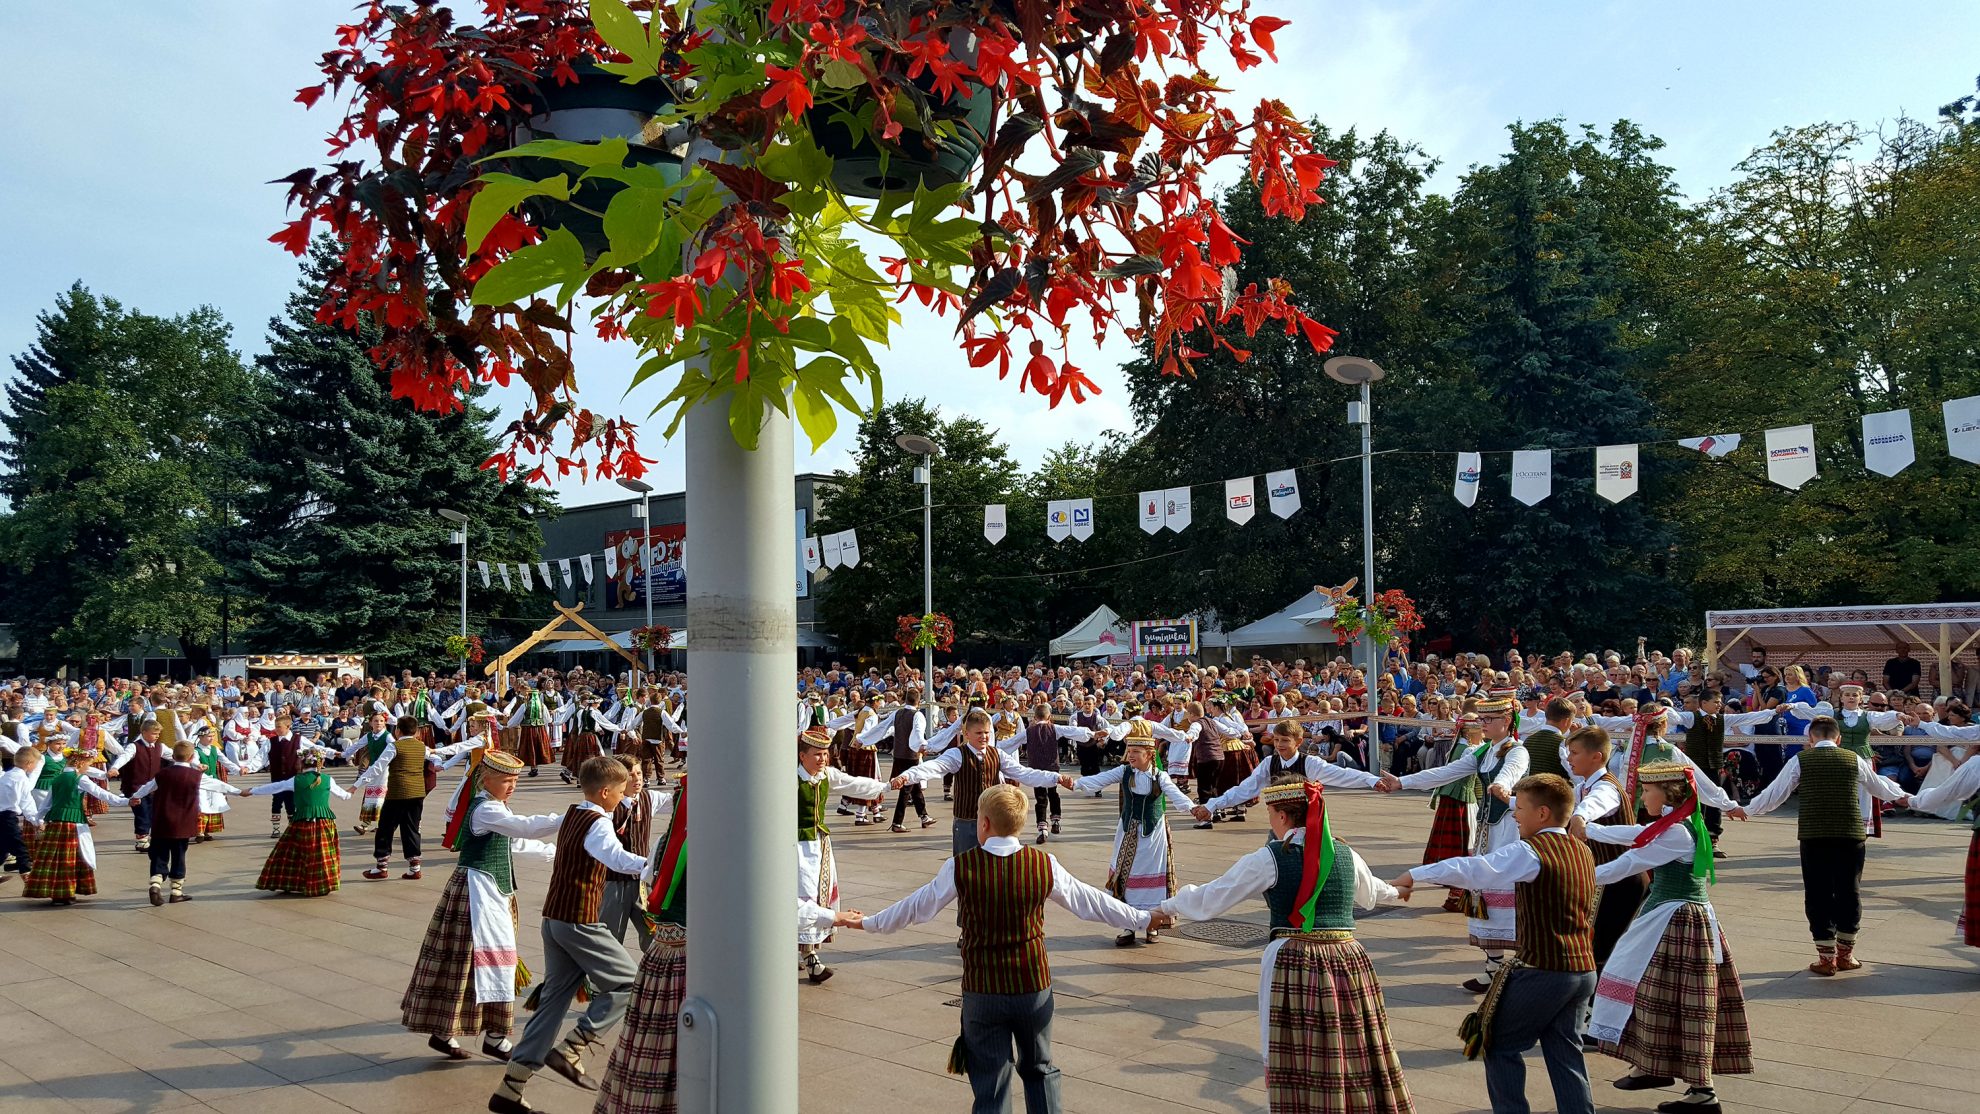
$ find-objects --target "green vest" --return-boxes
[292,770,336,822]
[1836,712,1875,759]
[1795,746,1866,841]
[797,774,830,842]
[1263,834,1356,933]
[1428,738,1480,804]
[1478,741,1521,826]
[1643,835,1709,909]
[44,769,84,825]
[522,693,548,727]
[197,746,221,779]
[363,731,392,765]
[455,795,517,895]
[1524,728,1567,780]
[1116,767,1168,836]
[34,753,63,791]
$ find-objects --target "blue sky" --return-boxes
[3,1,1972,507]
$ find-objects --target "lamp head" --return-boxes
[435,508,468,525]
[1323,356,1387,386]
[895,433,939,457]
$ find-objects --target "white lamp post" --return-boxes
[1323,355,1386,768]
[896,432,939,718]
[436,508,469,677]
[617,477,656,684]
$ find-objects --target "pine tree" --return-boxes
[233,240,550,669]
[1,283,117,503]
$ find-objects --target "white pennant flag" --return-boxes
[1138,491,1164,534]
[822,532,844,568]
[498,563,512,591]
[1224,477,1255,524]
[1510,449,1552,506]
[1946,396,1980,464]
[1764,424,1818,490]
[1068,498,1094,542]
[1046,500,1072,543]
[518,563,534,591]
[1594,444,1638,503]
[578,553,593,585]
[838,529,861,568]
[603,547,618,579]
[477,560,491,589]
[1265,469,1300,519]
[559,558,574,589]
[802,536,822,572]
[1862,409,1914,476]
[1163,487,1191,532]
[537,561,552,588]
[1453,452,1481,507]
[984,504,1007,545]
[1678,433,1741,458]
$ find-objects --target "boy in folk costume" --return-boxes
[1668,691,1778,845]
[22,749,129,905]
[1161,776,1411,1114]
[602,753,674,951]
[355,715,451,881]
[1582,763,1753,1114]
[1520,699,1577,782]
[188,719,241,841]
[1736,715,1909,974]
[1021,704,1095,843]
[1071,693,1110,781]
[261,711,340,838]
[889,708,1069,857]
[1557,728,1637,973]
[560,691,624,785]
[246,753,351,896]
[489,756,649,1114]
[505,679,556,778]
[342,710,396,834]
[1384,694,1530,991]
[797,724,890,982]
[1069,720,1197,946]
[864,687,938,833]
[125,741,247,905]
[0,746,40,884]
[1780,683,1904,838]
[107,716,167,852]
[849,784,1165,1114]
[1395,774,1600,1114]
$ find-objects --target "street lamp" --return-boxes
[436,508,469,678]
[896,433,939,720]
[618,477,656,683]
[1323,356,1386,768]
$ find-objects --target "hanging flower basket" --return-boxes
[895,612,955,654]
[1330,590,1424,648]
[630,624,675,653]
[444,634,487,664]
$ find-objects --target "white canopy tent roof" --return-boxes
[1225,590,1340,649]
[1049,605,1128,657]
[1704,602,1980,695]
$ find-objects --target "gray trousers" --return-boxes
[952,818,980,857]
[600,878,653,952]
[960,988,1060,1114]
[512,918,640,1069]
[1483,967,1596,1114]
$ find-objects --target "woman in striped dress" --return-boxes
[23,750,129,904]
[247,756,351,896]
[1420,712,1482,912]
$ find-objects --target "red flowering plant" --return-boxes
[895,612,955,654]
[443,634,487,663]
[1330,589,1423,648]
[630,624,675,652]
[283,0,1338,481]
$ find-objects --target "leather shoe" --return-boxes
[429,1035,470,1060]
[487,1095,532,1114]
[481,1037,513,1062]
[1657,1096,1720,1114]
[544,1046,597,1090]
[1613,1074,1677,1091]
[1460,977,1492,994]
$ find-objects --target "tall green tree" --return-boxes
[1,283,117,504]
[231,240,551,669]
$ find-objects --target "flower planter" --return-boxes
[512,62,683,255]
[812,28,997,199]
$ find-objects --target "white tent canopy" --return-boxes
[1050,605,1128,657]
[1226,590,1341,649]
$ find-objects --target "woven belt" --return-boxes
[1270,928,1354,942]
[649,920,687,945]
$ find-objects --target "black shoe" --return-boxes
[482,1037,513,1061]
[545,1046,596,1090]
[836,806,854,816]
[1582,1035,1602,1052]
[487,1095,532,1114]
[1115,931,1138,947]
[1461,977,1493,994]
[528,768,539,778]
[1657,1091,1721,1114]
[1712,848,1727,859]
[1614,1074,1677,1091]
[149,886,164,907]
[1050,819,1060,834]
[429,1034,471,1060]
[1193,822,1215,830]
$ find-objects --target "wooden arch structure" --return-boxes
[484,603,642,696]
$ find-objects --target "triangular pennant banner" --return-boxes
[558,558,573,589]
[984,504,1006,545]
[536,561,552,588]
[477,560,491,589]
[1510,449,1552,506]
[603,547,618,579]
[1862,408,1913,477]
[802,536,822,572]
[822,532,844,568]
[1046,500,1072,543]
[518,563,533,591]
[1163,487,1191,532]
[578,553,594,585]
[1139,491,1164,534]
[1224,477,1255,524]
[1764,424,1818,490]
[1453,452,1481,507]
[1068,498,1094,542]
[1265,469,1300,519]
[498,564,512,591]
[839,529,860,568]
[1678,434,1741,458]
[1947,396,1980,464]
[1594,444,1638,504]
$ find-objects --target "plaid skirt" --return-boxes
[1221,748,1260,793]
[1422,799,1471,898]
[594,937,686,1114]
[1960,832,1980,948]
[83,792,109,817]
[199,812,226,836]
[564,732,602,775]
[23,821,95,899]
[256,818,341,896]
[401,870,519,1039]
[515,725,554,767]
[840,746,877,781]
[1266,936,1414,1114]
[1606,903,1753,1086]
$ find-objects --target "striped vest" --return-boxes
[1524,728,1567,780]
[954,847,1054,995]
[1513,831,1597,972]
[1584,772,1635,867]
[386,737,427,800]
[541,806,610,923]
[291,770,336,822]
[1795,746,1866,840]
[1263,835,1356,933]
[455,796,516,895]
[952,744,1004,820]
[608,792,653,883]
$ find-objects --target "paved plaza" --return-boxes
[2,769,1976,1114]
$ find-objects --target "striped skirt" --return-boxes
[1264,936,1414,1114]
[256,818,341,896]
[199,812,226,836]
[1604,903,1753,1086]
[1220,747,1260,793]
[594,937,686,1114]
[401,870,519,1039]
[515,725,554,767]
[1421,798,1471,899]
[564,732,602,775]
[1960,831,1980,948]
[22,822,95,900]
[840,746,877,781]
[358,784,385,826]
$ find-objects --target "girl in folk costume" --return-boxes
[1209,696,1259,821]
[1070,720,1197,946]
[992,694,1026,755]
[1161,777,1411,1114]
[22,750,130,905]
[1419,713,1484,913]
[342,710,397,834]
[1022,701,1095,842]
[246,754,351,897]
[1896,712,1980,949]
[505,680,556,777]
[797,724,890,983]
[1391,692,1529,992]
[403,750,562,1062]
[189,715,241,841]
[833,695,887,826]
[560,691,625,785]
[1586,705,1743,822]
[1583,764,1753,1114]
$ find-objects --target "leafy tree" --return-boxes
[229,240,551,670]
[1,283,116,504]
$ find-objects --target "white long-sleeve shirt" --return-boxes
[1162,831,1398,922]
[1399,738,1527,797]
[1910,753,1980,814]
[1570,769,1622,823]
[1909,720,1980,742]
[1583,816,1698,886]
[0,767,41,823]
[1069,764,1196,812]
[565,800,647,876]
[1742,742,1908,833]
[862,833,1150,934]
[800,763,890,806]
[1200,752,1380,814]
[1781,703,1903,732]
[128,763,241,802]
[353,740,453,788]
[895,742,1065,789]
[857,709,927,752]
[1411,827,1569,890]
[247,774,353,799]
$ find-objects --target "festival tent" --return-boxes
[1049,604,1128,657]
[1225,590,1341,649]
[1704,601,1980,697]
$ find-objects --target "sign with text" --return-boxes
[1132,618,1198,658]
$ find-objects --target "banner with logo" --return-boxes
[822,532,843,568]
[1067,498,1094,541]
[518,563,533,591]
[1594,444,1638,503]
[1046,499,1073,542]
[1132,618,1199,658]
[1139,491,1164,534]
[1453,452,1481,507]
[1265,469,1300,518]
[1225,476,1255,524]
[1861,409,1914,476]
[497,564,512,591]
[1510,449,1552,506]
[1678,434,1741,458]
[602,546,618,579]
[838,529,860,568]
[578,553,593,585]
[984,503,1007,545]
[607,526,685,607]
[1947,396,1980,464]
[1764,424,1818,490]
[1164,486,1192,532]
[802,536,821,573]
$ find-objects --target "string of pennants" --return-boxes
[462,543,693,594]
[800,529,861,573]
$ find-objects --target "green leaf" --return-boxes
[472,227,587,307]
[480,137,633,169]
[727,390,764,451]
[465,172,569,254]
[590,0,659,71]
[601,186,671,266]
[757,134,835,192]
[819,56,866,90]
[792,382,838,451]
